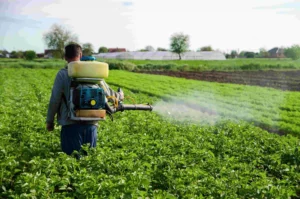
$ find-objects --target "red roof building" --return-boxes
[108,48,126,53]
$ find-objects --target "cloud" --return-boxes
[255,1,300,10]
[254,1,300,21]
[0,15,42,28]
[0,15,24,24]
[1,0,300,52]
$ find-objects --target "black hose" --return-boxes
[117,104,153,112]
[105,102,153,113]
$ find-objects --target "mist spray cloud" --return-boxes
[152,87,286,131]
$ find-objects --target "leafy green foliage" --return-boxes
[82,43,94,56]
[105,60,136,71]
[107,70,300,137]
[244,52,255,58]
[170,32,190,60]
[0,58,66,69]
[116,58,300,71]
[0,68,299,198]
[144,45,155,52]
[157,47,168,51]
[98,46,108,53]
[43,24,78,59]
[10,51,24,59]
[284,45,300,60]
[24,50,36,61]
[198,46,213,51]
[259,48,269,58]
[2,58,300,72]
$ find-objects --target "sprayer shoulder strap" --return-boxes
[62,92,68,107]
[62,77,73,110]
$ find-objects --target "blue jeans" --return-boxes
[61,124,97,155]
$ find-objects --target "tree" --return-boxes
[239,51,245,58]
[225,54,231,59]
[24,50,36,60]
[145,45,155,52]
[43,24,79,59]
[0,50,9,58]
[244,51,255,58]
[259,48,269,58]
[16,51,24,58]
[10,51,18,58]
[138,46,155,52]
[198,46,213,51]
[170,32,190,60]
[238,51,255,58]
[98,46,108,53]
[284,45,300,60]
[82,43,94,56]
[157,47,168,51]
[230,50,238,58]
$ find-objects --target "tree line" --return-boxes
[2,24,300,60]
[0,50,37,60]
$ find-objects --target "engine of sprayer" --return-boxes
[72,84,106,110]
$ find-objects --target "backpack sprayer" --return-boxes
[67,56,153,122]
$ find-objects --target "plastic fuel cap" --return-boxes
[90,99,96,106]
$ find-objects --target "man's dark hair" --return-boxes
[64,43,82,59]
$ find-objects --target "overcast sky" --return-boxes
[0,0,300,53]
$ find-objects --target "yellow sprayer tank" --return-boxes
[68,61,109,78]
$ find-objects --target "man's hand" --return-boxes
[46,122,54,131]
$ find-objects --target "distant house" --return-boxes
[268,47,285,58]
[108,48,126,53]
[95,51,226,60]
[44,49,60,58]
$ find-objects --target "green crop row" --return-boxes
[2,58,300,71]
[101,58,300,71]
[0,68,299,198]
[105,70,300,136]
[0,58,66,69]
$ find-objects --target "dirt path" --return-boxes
[138,70,300,91]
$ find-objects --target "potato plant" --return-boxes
[106,70,300,137]
[0,68,299,198]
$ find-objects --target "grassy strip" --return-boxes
[2,58,300,71]
[96,58,300,71]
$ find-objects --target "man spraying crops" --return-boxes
[46,43,124,156]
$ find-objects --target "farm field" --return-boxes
[138,70,300,91]
[0,68,299,198]
[108,70,300,136]
[122,58,300,71]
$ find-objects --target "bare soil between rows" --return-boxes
[138,70,300,91]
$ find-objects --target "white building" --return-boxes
[94,51,226,60]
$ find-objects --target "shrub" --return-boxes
[106,60,136,71]
[284,45,300,60]
[24,50,36,61]
[98,47,108,53]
